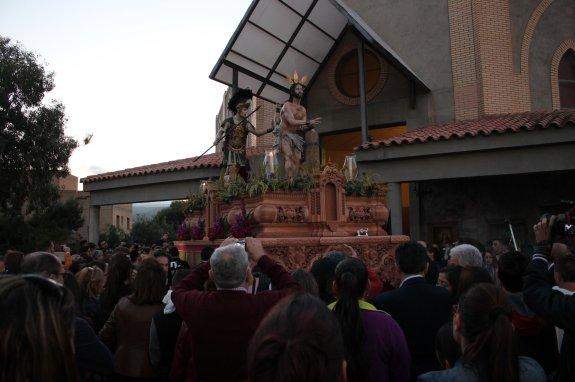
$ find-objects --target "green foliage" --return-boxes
[288,172,317,192]
[100,225,127,249]
[128,218,165,245]
[0,36,77,216]
[183,193,206,213]
[344,172,383,197]
[155,201,186,228]
[0,198,83,254]
[247,176,269,198]
[216,171,318,204]
[216,177,248,204]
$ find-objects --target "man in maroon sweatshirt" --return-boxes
[171,237,300,381]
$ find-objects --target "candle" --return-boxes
[264,149,278,178]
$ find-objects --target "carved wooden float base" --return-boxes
[175,234,409,271]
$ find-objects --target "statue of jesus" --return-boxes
[279,72,321,179]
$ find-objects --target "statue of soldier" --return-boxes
[216,88,274,181]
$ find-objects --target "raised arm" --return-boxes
[524,257,575,331]
[245,237,300,292]
[523,215,575,332]
[171,261,211,322]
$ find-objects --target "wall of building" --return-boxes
[345,0,454,124]
[100,204,133,233]
[418,171,575,245]
[307,31,414,136]
[525,0,575,110]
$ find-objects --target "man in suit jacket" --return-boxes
[374,241,452,380]
[171,237,300,382]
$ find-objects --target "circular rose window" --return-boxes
[328,44,388,105]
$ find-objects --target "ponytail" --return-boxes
[459,283,519,382]
[333,258,369,382]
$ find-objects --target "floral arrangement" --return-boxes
[208,217,229,241]
[219,168,318,202]
[230,208,256,238]
[190,219,205,240]
[176,221,191,241]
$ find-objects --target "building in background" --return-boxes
[82,0,575,247]
[57,174,132,241]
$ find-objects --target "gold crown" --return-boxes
[285,71,308,86]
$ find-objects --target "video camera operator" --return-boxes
[524,210,575,382]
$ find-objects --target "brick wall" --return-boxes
[253,97,277,149]
[214,88,277,151]
[448,0,531,119]
[448,0,480,120]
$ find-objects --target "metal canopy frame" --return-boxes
[209,0,430,104]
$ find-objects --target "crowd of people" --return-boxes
[0,215,574,382]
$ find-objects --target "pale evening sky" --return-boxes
[1,0,251,189]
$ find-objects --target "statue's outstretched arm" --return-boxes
[247,121,274,137]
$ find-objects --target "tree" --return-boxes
[154,201,186,231]
[0,36,77,215]
[100,225,127,249]
[129,218,164,246]
[0,37,81,254]
[0,198,83,254]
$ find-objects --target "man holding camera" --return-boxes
[524,214,575,382]
[171,237,300,382]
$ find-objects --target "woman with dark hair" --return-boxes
[0,275,78,381]
[63,270,81,311]
[291,268,319,296]
[310,252,347,303]
[100,257,166,380]
[425,245,443,285]
[331,258,410,382]
[77,266,106,331]
[248,293,345,382]
[419,283,546,382]
[3,249,23,274]
[100,252,133,321]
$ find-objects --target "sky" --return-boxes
[1,0,252,189]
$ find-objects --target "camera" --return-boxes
[542,205,575,242]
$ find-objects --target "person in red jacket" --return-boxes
[171,237,300,382]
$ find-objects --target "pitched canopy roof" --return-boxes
[357,110,575,150]
[210,0,429,104]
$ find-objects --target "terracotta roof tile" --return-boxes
[81,152,222,184]
[358,110,575,151]
[80,145,272,184]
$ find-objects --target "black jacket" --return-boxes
[150,310,182,381]
[524,258,575,382]
[374,276,452,380]
[74,317,114,379]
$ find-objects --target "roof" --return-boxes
[358,110,575,150]
[81,153,222,184]
[209,0,429,104]
[80,146,272,184]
